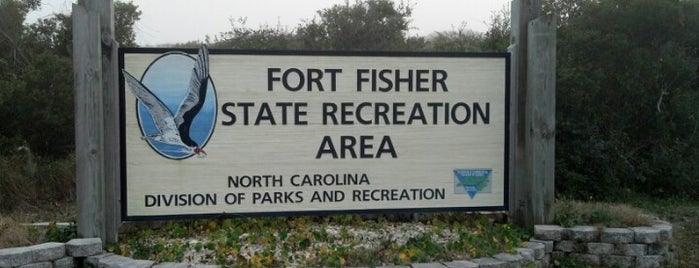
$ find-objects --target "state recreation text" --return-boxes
[220,101,490,126]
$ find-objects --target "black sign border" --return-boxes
[118,48,511,221]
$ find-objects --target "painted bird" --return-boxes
[122,45,210,158]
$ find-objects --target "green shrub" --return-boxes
[44,222,76,242]
[554,0,699,200]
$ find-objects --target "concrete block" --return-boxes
[602,255,635,267]
[616,243,647,256]
[631,227,660,244]
[534,225,564,241]
[586,242,614,255]
[494,252,523,265]
[471,257,508,268]
[601,228,634,243]
[443,260,478,268]
[651,223,673,242]
[29,242,65,262]
[54,256,76,268]
[85,253,114,266]
[568,226,599,241]
[0,246,33,267]
[515,247,535,261]
[529,238,554,253]
[523,241,546,259]
[411,262,447,268]
[86,253,154,268]
[66,238,103,257]
[17,261,53,268]
[152,262,192,268]
[554,240,577,252]
[570,253,601,266]
[636,255,662,268]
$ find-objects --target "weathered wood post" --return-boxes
[73,2,105,240]
[526,15,556,226]
[509,0,556,229]
[73,0,119,244]
[85,0,120,244]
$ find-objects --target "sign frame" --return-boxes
[118,48,511,221]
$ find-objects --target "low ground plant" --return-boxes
[115,214,528,267]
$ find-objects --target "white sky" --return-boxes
[26,0,510,47]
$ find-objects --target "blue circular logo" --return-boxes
[126,48,217,159]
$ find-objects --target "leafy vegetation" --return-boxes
[44,222,76,243]
[114,214,528,267]
[551,0,699,200]
[0,0,140,211]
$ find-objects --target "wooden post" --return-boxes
[85,0,120,244]
[510,0,540,228]
[73,0,119,244]
[507,0,521,226]
[526,15,556,226]
[73,3,105,240]
[509,0,555,229]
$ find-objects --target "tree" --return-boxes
[554,0,699,199]
[426,23,484,52]
[481,5,511,52]
[0,0,143,158]
[296,0,415,51]
[214,17,298,50]
[542,0,588,26]
[114,0,142,47]
[0,0,40,66]
[25,13,71,56]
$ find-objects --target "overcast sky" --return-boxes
[27,0,510,47]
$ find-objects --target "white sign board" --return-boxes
[119,47,510,220]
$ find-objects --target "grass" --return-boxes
[0,153,75,212]
[0,203,76,248]
[0,152,76,249]
[627,196,699,267]
[554,198,658,227]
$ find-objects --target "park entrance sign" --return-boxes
[119,48,509,220]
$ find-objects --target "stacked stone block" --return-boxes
[534,222,674,268]
[0,238,217,268]
[0,223,673,268]
[0,238,99,268]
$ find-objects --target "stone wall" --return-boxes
[0,239,550,268]
[533,222,674,268]
[0,238,101,268]
[1,222,674,268]
[0,238,218,268]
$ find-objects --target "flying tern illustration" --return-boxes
[122,45,211,158]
